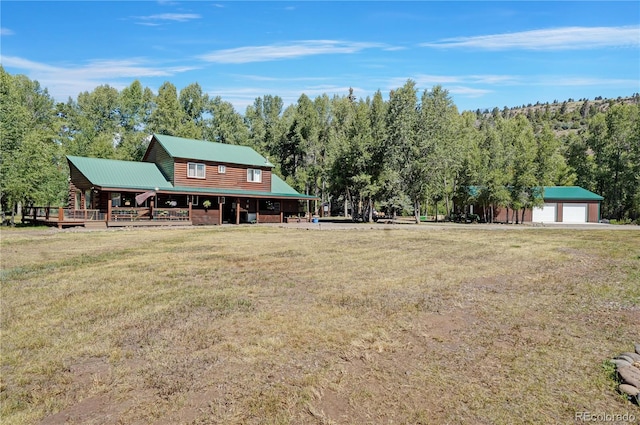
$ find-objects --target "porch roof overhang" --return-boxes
[93,185,317,200]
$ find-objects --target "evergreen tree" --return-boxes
[385,80,420,221]
[147,81,184,136]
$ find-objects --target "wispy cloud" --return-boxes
[447,86,493,98]
[208,84,358,112]
[134,13,201,24]
[1,55,196,100]
[228,74,331,83]
[1,27,15,36]
[422,26,640,50]
[387,74,521,89]
[198,40,387,64]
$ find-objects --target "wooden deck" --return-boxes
[23,207,192,229]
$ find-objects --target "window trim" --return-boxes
[247,168,262,183]
[187,162,206,179]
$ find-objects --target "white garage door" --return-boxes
[563,203,587,223]
[533,203,557,223]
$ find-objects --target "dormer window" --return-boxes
[247,168,262,183]
[187,162,205,179]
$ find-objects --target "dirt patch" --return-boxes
[39,396,116,425]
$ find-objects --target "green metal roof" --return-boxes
[542,186,603,201]
[465,185,603,201]
[67,155,314,199]
[67,156,173,190]
[153,134,275,168]
[271,174,303,196]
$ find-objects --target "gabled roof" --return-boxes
[542,186,604,201]
[67,156,173,190]
[152,134,275,168]
[465,185,603,201]
[66,155,315,199]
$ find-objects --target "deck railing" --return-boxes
[24,206,190,223]
[64,209,106,221]
[25,207,106,221]
[110,207,151,222]
[152,208,190,221]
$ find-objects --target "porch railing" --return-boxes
[110,207,151,221]
[25,207,104,221]
[65,209,106,221]
[152,208,190,221]
[24,206,190,223]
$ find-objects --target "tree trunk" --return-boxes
[444,180,452,219]
[435,200,438,223]
[425,199,429,222]
[521,208,526,224]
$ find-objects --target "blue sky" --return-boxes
[2,1,639,113]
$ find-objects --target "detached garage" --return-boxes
[531,187,603,223]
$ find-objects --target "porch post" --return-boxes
[218,199,222,225]
[188,201,192,222]
[256,199,260,224]
[235,198,240,225]
[107,196,112,224]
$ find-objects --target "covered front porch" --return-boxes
[36,186,308,228]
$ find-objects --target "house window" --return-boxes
[111,192,121,207]
[188,195,199,206]
[247,168,262,183]
[84,189,92,209]
[187,162,206,179]
[75,190,82,210]
[259,200,280,212]
[218,165,226,174]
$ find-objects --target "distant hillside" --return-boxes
[477,93,640,136]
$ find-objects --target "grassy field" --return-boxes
[1,225,639,424]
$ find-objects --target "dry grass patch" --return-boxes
[1,226,639,424]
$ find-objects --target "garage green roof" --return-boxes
[67,156,173,190]
[465,185,603,201]
[542,186,604,201]
[152,134,275,168]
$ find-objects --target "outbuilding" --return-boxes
[492,186,604,224]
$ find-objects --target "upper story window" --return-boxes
[218,165,226,174]
[187,162,205,179]
[247,168,262,183]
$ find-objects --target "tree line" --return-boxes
[1,66,639,223]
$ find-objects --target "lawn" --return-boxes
[1,225,639,424]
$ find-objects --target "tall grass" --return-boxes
[1,226,639,424]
